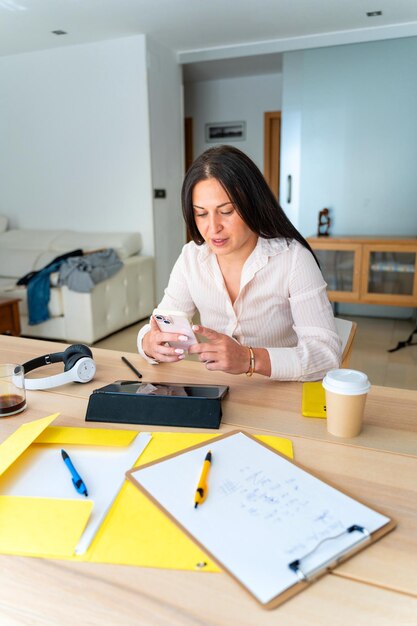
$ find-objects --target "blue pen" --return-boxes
[61,449,89,497]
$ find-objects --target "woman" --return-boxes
[138,145,341,380]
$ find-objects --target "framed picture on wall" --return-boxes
[205,121,246,143]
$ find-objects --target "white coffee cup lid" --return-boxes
[322,369,371,396]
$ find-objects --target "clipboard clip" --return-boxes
[288,524,371,582]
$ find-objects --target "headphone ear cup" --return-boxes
[63,344,93,372]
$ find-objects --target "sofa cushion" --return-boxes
[33,251,68,271]
[0,229,65,250]
[0,248,53,279]
[0,228,142,262]
[0,229,142,279]
[51,231,142,260]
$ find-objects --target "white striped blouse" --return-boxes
[137,237,341,381]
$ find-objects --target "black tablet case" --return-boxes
[85,381,229,429]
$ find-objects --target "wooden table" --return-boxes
[0,296,21,336]
[0,335,416,625]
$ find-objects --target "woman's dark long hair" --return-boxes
[181,145,318,262]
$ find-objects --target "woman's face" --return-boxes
[192,178,257,260]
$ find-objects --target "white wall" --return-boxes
[146,37,186,300]
[184,73,282,170]
[0,35,155,255]
[280,37,417,239]
[280,38,417,317]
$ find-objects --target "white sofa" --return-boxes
[0,217,155,344]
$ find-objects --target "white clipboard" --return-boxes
[127,430,395,609]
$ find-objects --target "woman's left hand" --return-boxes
[188,325,250,374]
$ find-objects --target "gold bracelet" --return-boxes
[245,346,255,377]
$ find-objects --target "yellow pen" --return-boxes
[194,450,212,508]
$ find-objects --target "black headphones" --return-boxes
[22,344,96,390]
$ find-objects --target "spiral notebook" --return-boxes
[127,430,395,609]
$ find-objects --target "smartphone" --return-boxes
[152,308,198,350]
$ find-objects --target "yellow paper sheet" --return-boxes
[36,426,138,446]
[0,496,92,557]
[0,413,59,476]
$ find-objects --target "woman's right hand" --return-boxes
[142,317,189,362]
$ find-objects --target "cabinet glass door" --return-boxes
[368,251,416,295]
[309,243,362,302]
[362,245,417,306]
[315,250,355,292]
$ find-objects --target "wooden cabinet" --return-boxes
[0,297,21,336]
[307,237,417,307]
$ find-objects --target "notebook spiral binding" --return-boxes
[288,524,371,582]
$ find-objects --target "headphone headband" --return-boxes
[23,352,65,373]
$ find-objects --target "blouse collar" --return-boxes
[197,236,290,265]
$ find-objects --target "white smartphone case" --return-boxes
[152,309,198,349]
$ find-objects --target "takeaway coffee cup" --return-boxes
[322,369,371,438]
[0,364,26,417]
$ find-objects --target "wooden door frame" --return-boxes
[264,111,281,200]
[184,117,194,241]
[184,117,193,173]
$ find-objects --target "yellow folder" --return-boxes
[0,414,293,571]
[0,413,136,558]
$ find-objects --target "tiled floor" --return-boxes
[94,316,417,391]
[342,316,417,390]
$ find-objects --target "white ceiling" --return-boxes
[1,0,417,80]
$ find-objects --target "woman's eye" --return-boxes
[221,210,233,215]
[195,213,207,218]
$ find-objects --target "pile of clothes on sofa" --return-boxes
[17,249,123,325]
